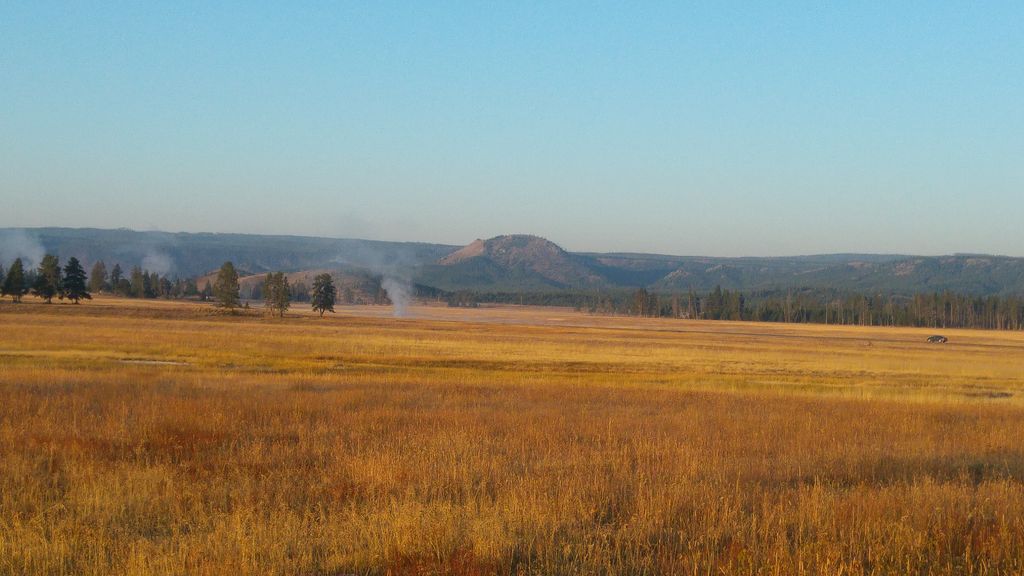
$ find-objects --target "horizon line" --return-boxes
[1,225,1019,261]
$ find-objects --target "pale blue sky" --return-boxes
[2,2,1022,256]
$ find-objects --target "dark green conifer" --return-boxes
[61,257,91,303]
[1,258,28,303]
[32,254,62,303]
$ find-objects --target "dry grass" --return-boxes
[2,297,1024,574]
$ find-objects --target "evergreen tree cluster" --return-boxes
[1,256,204,303]
[429,285,1024,331]
[5,253,1024,331]
[263,271,291,317]
[93,261,199,299]
[1,256,91,303]
[621,287,1024,330]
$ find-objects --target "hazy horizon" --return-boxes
[4,225,1022,261]
[3,3,1022,257]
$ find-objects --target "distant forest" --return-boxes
[441,287,1024,331]
[3,255,1023,331]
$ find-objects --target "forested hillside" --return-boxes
[3,228,1023,297]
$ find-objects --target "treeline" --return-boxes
[606,287,1024,330]
[0,256,207,303]
[248,280,317,303]
[88,261,207,299]
[1,256,91,303]
[0,257,341,318]
[206,262,338,317]
[1,253,364,316]
[436,289,593,309]
[432,286,1024,331]
[7,254,1024,330]
[729,289,1024,330]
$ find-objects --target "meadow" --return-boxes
[2,298,1024,575]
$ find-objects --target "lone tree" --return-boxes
[32,254,62,303]
[89,260,108,293]
[1,258,28,303]
[61,257,91,303]
[213,261,241,309]
[311,273,337,317]
[263,271,291,317]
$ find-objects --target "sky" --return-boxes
[1,2,1022,256]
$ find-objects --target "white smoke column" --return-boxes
[336,242,421,318]
[0,230,46,268]
[141,251,174,275]
[381,277,411,317]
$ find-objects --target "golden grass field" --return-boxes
[2,297,1024,575]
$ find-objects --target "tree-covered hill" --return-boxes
[3,228,1023,297]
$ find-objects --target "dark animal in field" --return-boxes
[926,335,948,344]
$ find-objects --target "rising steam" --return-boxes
[381,276,411,317]
[141,251,174,276]
[331,241,421,318]
[0,230,46,268]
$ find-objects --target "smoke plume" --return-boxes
[141,251,174,276]
[381,277,411,317]
[333,242,421,317]
[0,230,46,269]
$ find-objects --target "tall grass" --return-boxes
[1,299,1023,574]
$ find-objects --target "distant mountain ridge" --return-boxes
[0,227,456,279]
[3,227,1024,296]
[424,235,604,290]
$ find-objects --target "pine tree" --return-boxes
[311,273,337,317]
[278,274,291,316]
[1,258,28,302]
[130,266,146,298]
[110,263,123,292]
[262,273,273,311]
[0,264,5,290]
[32,254,62,303]
[89,261,108,293]
[263,272,290,317]
[213,262,241,309]
[147,271,161,298]
[61,257,91,303]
